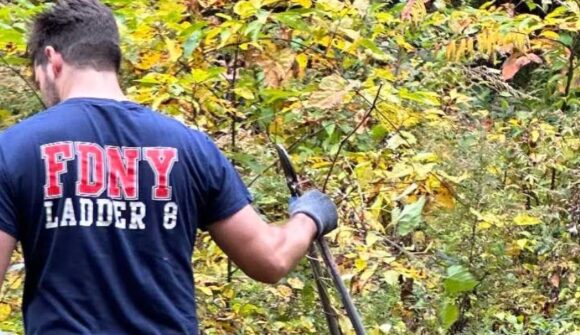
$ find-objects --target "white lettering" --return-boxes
[129,202,146,230]
[163,202,178,229]
[96,199,113,227]
[79,198,94,226]
[41,198,161,231]
[45,201,58,229]
[60,198,77,226]
[113,201,127,229]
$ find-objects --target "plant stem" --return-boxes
[322,84,384,192]
[0,55,46,109]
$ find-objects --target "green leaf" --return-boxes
[525,0,537,10]
[273,12,310,32]
[558,33,573,47]
[440,301,459,329]
[260,89,300,103]
[394,196,426,236]
[190,67,226,83]
[443,265,478,295]
[182,23,205,58]
[360,38,383,54]
[398,88,440,106]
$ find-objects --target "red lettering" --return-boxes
[76,143,105,197]
[41,142,74,199]
[107,147,140,200]
[144,148,178,200]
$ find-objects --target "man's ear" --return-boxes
[44,46,63,79]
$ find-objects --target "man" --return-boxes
[0,0,338,334]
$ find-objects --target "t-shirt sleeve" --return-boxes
[197,135,253,231]
[0,152,19,240]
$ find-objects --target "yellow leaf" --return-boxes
[295,53,308,78]
[223,286,235,299]
[135,51,163,70]
[394,35,415,52]
[234,1,257,19]
[355,258,367,272]
[530,129,540,143]
[204,27,222,45]
[152,92,170,110]
[277,285,293,298]
[434,186,455,209]
[369,194,384,222]
[513,214,541,226]
[291,0,312,8]
[365,232,381,247]
[412,152,439,163]
[268,115,284,136]
[166,39,182,63]
[0,303,11,322]
[478,221,491,230]
[287,277,304,290]
[310,160,332,169]
[373,68,396,82]
[360,264,378,282]
[197,285,213,296]
[234,87,255,100]
[516,239,528,250]
[540,30,559,41]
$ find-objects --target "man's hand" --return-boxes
[0,231,16,292]
[289,190,338,238]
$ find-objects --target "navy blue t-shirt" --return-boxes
[0,98,252,334]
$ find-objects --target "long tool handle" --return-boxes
[307,247,342,335]
[296,187,341,335]
[317,239,367,335]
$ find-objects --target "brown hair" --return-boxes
[27,0,121,72]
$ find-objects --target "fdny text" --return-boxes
[41,141,179,230]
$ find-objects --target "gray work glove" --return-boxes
[289,190,338,238]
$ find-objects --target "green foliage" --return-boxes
[440,301,459,330]
[393,196,427,236]
[443,265,478,295]
[1,0,579,334]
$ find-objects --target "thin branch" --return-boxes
[561,35,577,113]
[226,37,241,286]
[246,114,354,188]
[322,84,384,192]
[0,54,46,109]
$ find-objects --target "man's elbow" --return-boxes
[249,257,291,284]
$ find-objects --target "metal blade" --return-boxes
[274,144,300,197]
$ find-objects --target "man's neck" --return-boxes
[60,68,127,102]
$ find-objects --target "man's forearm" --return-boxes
[273,213,318,276]
[209,197,336,284]
[0,231,16,292]
[238,213,317,284]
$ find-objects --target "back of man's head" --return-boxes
[27,0,121,72]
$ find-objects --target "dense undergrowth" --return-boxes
[0,0,579,334]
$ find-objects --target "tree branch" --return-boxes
[322,84,384,192]
[0,54,46,109]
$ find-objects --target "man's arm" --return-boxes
[209,205,316,284]
[208,190,338,284]
[0,231,16,292]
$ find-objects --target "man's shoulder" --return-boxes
[143,109,211,146]
[0,105,62,142]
